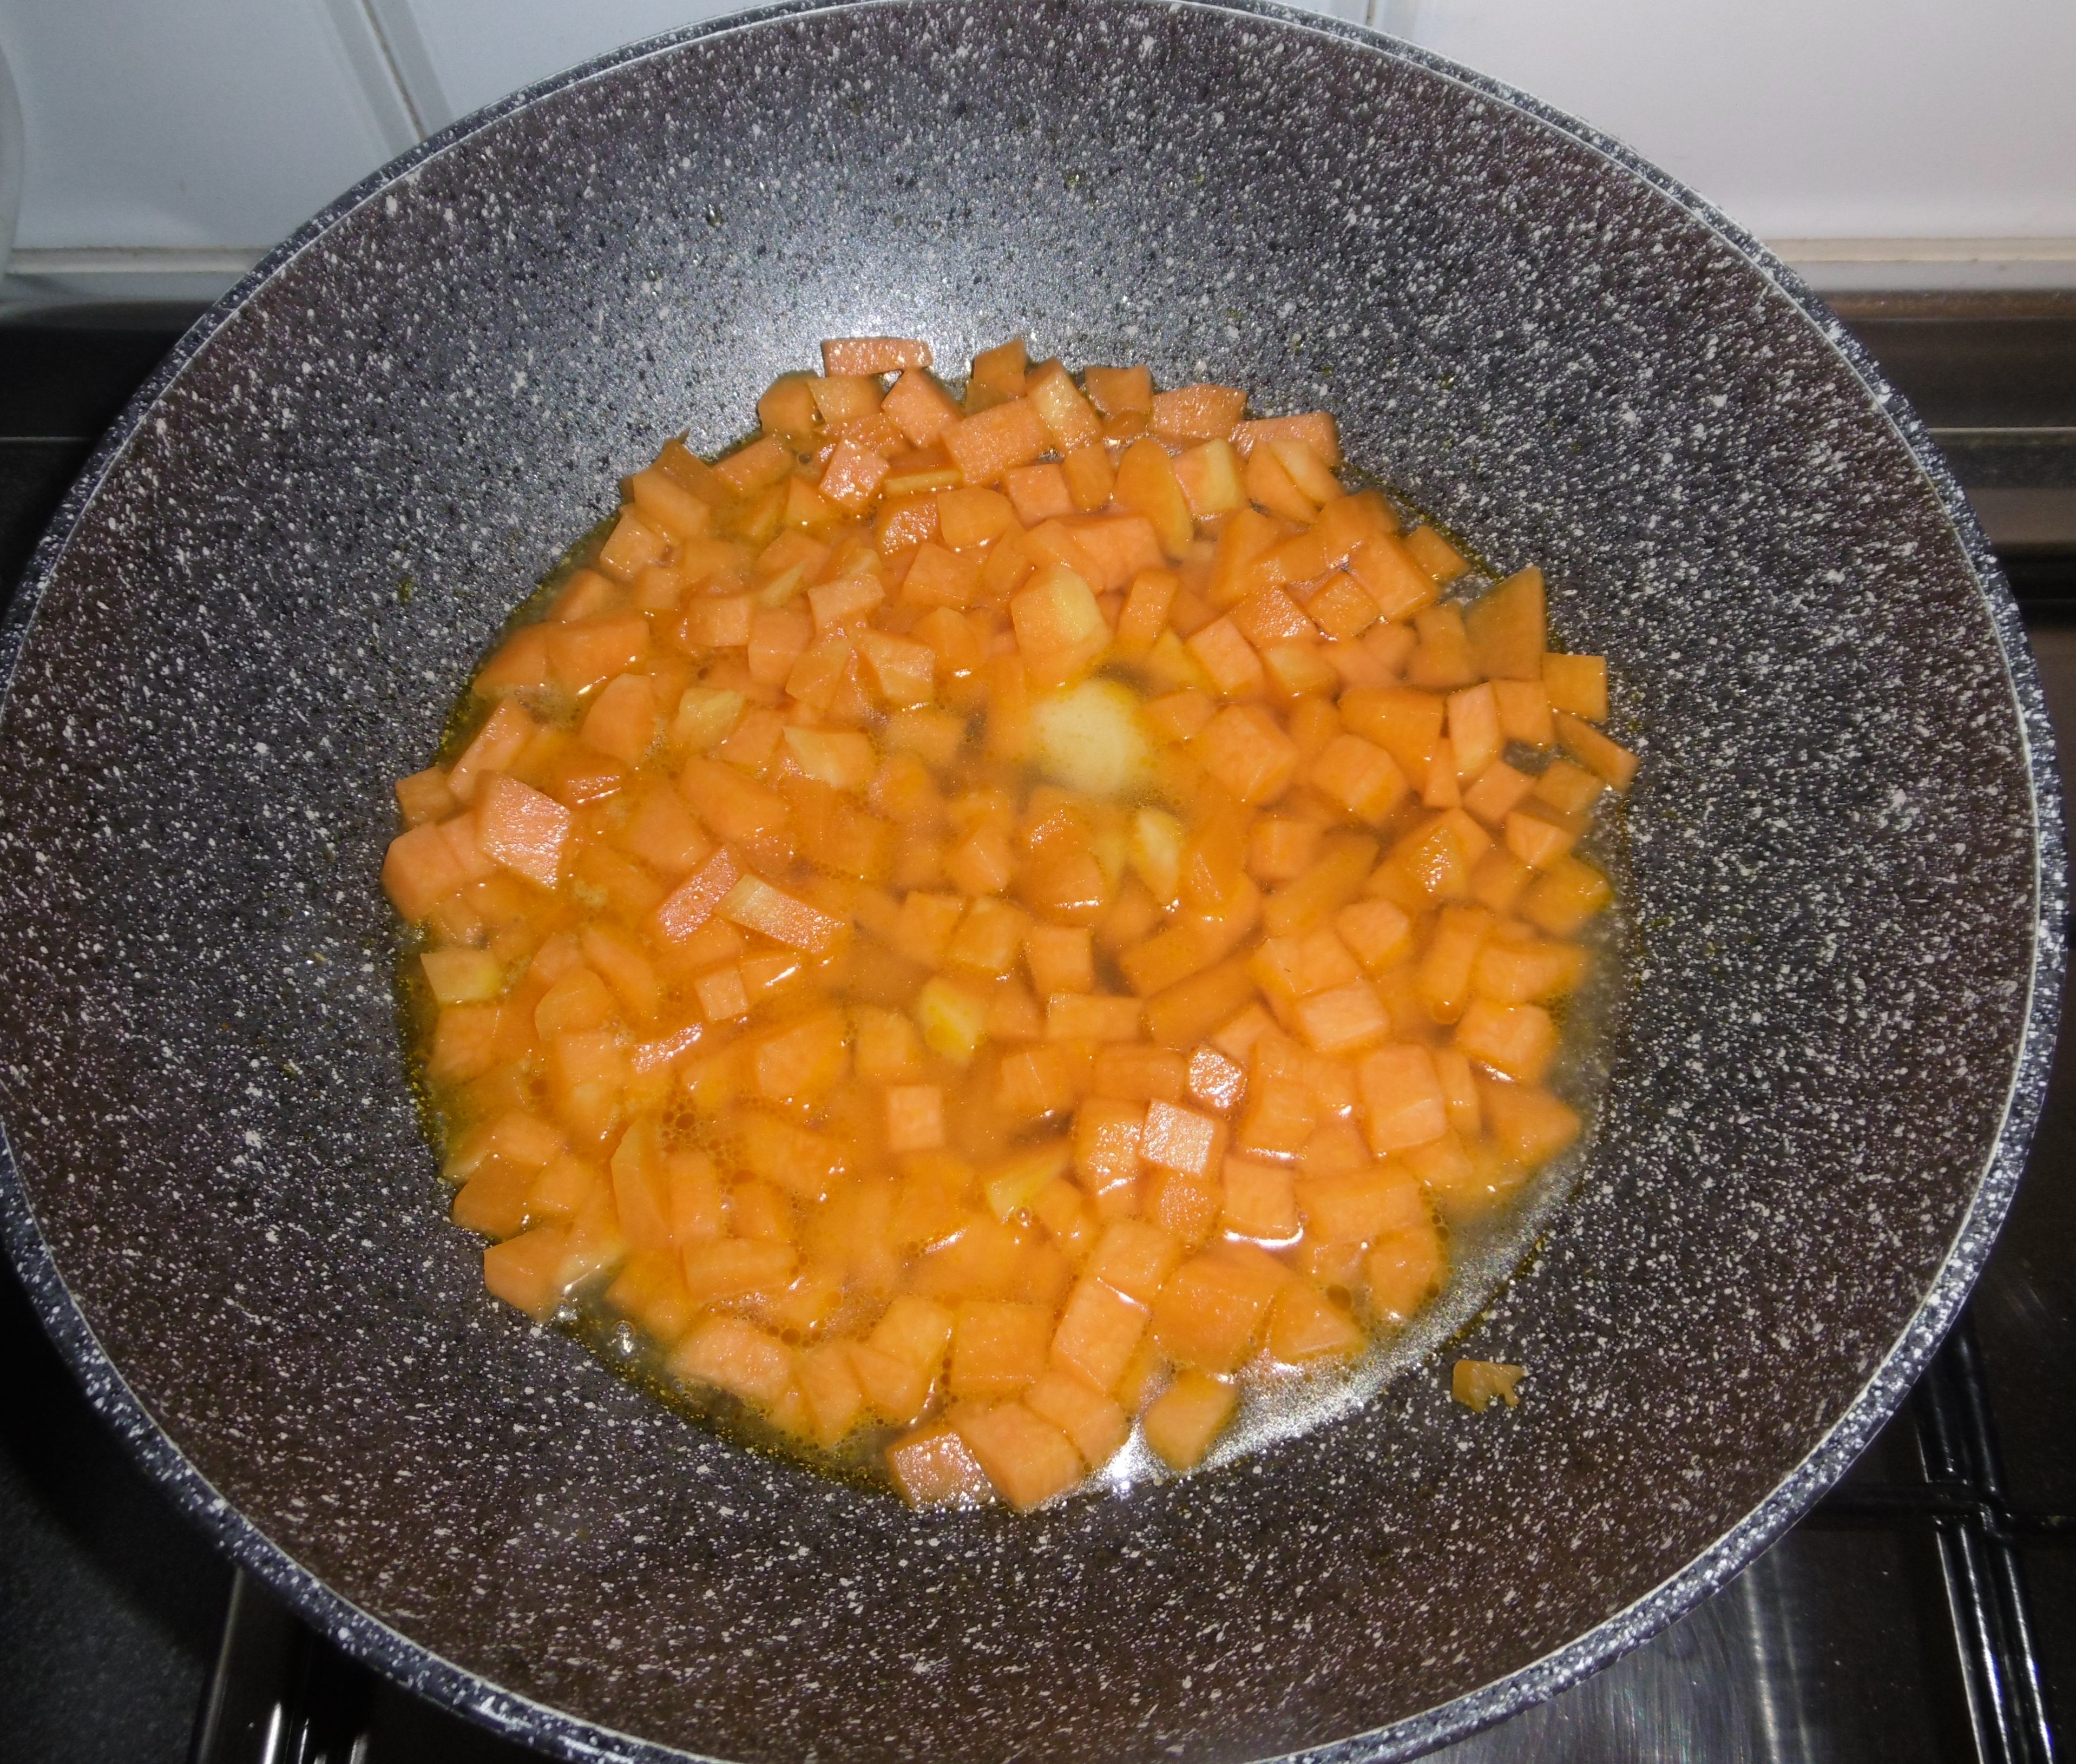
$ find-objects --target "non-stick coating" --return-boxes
[0,3,2060,1760]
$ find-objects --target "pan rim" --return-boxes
[0,1,2061,1759]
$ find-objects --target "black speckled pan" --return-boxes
[0,2,2061,1759]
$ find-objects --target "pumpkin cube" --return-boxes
[1193,704,1300,806]
[954,1400,1082,1510]
[1024,1368,1129,1469]
[1543,651,1609,721]
[950,1300,1053,1399]
[1312,734,1409,823]
[1267,1282,1364,1363]
[1186,617,1266,698]
[1365,1221,1446,1324]
[944,398,1047,485]
[1479,1078,1582,1167]
[1357,1043,1448,1153]
[1221,1155,1299,1241]
[1142,1369,1238,1470]
[886,1420,992,1506]
[1463,567,1545,680]
[1151,1245,1289,1372]
[671,1315,795,1410]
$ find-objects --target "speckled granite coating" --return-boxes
[0,3,2060,1761]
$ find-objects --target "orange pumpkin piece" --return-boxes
[1463,567,1546,681]
[1365,1220,1447,1324]
[1023,1368,1129,1469]
[887,1420,993,1506]
[950,1300,1053,1399]
[953,1400,1082,1510]
[1193,703,1300,805]
[1142,1370,1239,1470]
[1357,1043,1448,1153]
[1151,1244,1289,1372]
[1554,711,1638,792]
[671,1315,795,1409]
[943,398,1048,485]
[1543,651,1609,721]
[823,335,932,374]
[482,1226,572,1320]
[882,368,963,445]
[1479,1078,1582,1167]
[1267,1281,1365,1363]
[476,775,572,888]
[1521,855,1613,937]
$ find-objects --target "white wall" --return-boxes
[1,0,2071,299]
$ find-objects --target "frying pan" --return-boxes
[0,2,2061,1759]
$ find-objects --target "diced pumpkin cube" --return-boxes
[719,874,845,953]
[1365,1221,1446,1324]
[1293,980,1390,1055]
[1024,1368,1129,1469]
[823,334,932,375]
[1260,832,1377,939]
[1357,1043,1448,1153]
[1534,758,1605,816]
[1543,651,1609,721]
[1294,1167,1425,1243]
[1113,437,1194,559]
[1554,711,1638,792]
[1194,704,1300,805]
[1151,383,1246,444]
[1346,533,1437,622]
[1142,1369,1238,1471]
[1463,567,1545,681]
[954,1400,1082,1510]
[1151,1245,1289,1372]
[950,1300,1053,1398]
[1405,604,1479,690]
[650,848,743,944]
[1146,952,1261,1051]
[483,1225,573,1320]
[1236,1076,1318,1158]
[1416,904,1493,1025]
[1447,682,1501,779]
[943,398,1047,485]
[1455,999,1558,1083]
[1024,359,1103,451]
[883,368,964,445]
[1172,437,1247,519]
[1461,759,1536,829]
[671,1315,796,1410]
[887,1421,993,1506]
[476,775,572,888]
[1082,364,1153,417]
[1050,1271,1151,1392]
[1312,734,1409,823]
[1479,1078,1582,1167]
[1242,442,1317,523]
[1520,855,1613,937]
[1010,565,1109,687]
[1141,1100,1221,1178]
[1004,461,1075,525]
[1267,1281,1364,1363]
[753,1008,850,1104]
[1221,1154,1299,1240]
[915,975,991,1066]
[1472,934,1588,1004]
[1232,411,1342,466]
[1504,804,1581,870]
[1336,899,1414,972]
[735,1113,846,1202]
[1186,616,1266,698]
[1061,441,1116,511]
[1402,524,1469,582]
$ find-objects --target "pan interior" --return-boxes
[0,3,2053,1762]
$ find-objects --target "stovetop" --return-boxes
[1,296,2071,1764]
